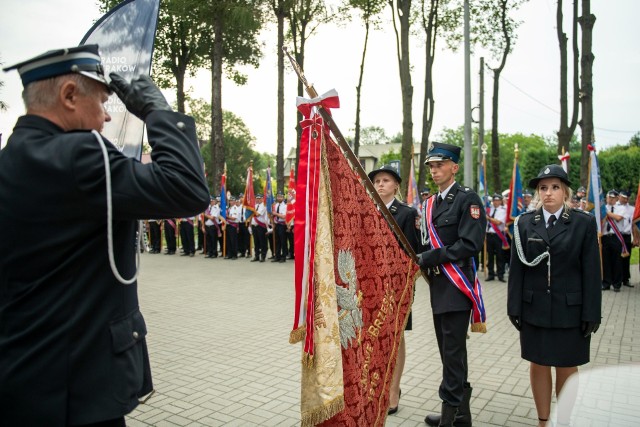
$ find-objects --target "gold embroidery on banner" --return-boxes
[336,249,364,349]
[300,141,344,426]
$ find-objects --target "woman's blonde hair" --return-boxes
[530,181,574,211]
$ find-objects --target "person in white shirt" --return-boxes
[251,194,268,262]
[225,196,240,260]
[616,190,634,287]
[602,190,625,291]
[272,192,288,262]
[204,197,222,258]
[486,194,508,282]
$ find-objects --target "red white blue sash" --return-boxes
[425,196,487,332]
[489,221,510,249]
[606,217,630,257]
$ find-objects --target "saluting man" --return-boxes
[0,45,209,425]
[418,142,487,427]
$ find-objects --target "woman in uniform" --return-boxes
[367,165,420,415]
[507,165,601,426]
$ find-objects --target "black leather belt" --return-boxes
[426,258,472,276]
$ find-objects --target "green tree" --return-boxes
[599,145,640,195]
[202,1,263,194]
[153,0,209,113]
[199,110,274,194]
[630,131,640,148]
[359,125,389,145]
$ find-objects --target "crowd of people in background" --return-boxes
[143,190,295,263]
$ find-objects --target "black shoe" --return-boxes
[623,282,634,288]
[251,258,259,262]
[279,259,286,263]
[288,256,294,260]
[230,257,237,260]
[189,253,195,257]
[260,258,265,263]
[486,277,495,282]
[181,253,190,256]
[388,389,401,415]
[205,254,213,258]
[239,253,245,258]
[498,277,506,283]
[614,287,621,292]
[165,251,175,255]
[271,258,280,263]
[602,285,610,290]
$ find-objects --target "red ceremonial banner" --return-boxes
[315,136,419,426]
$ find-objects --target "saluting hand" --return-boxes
[109,73,172,121]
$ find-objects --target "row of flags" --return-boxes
[216,165,296,225]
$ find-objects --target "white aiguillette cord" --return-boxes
[92,130,140,285]
[513,215,551,284]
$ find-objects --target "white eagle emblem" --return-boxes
[544,167,551,174]
[336,249,364,349]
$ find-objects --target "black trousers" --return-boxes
[72,417,126,427]
[238,222,250,255]
[180,221,195,254]
[602,234,623,287]
[274,222,287,260]
[253,225,267,260]
[226,224,238,258]
[287,228,294,258]
[205,225,219,256]
[148,221,161,251]
[164,220,176,252]
[622,234,632,283]
[486,233,505,278]
[433,310,470,407]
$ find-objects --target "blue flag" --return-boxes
[586,144,607,233]
[505,160,524,234]
[81,0,160,160]
[478,156,490,210]
[265,166,274,212]
[220,173,227,220]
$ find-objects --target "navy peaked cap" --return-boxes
[4,44,109,89]
[425,142,461,164]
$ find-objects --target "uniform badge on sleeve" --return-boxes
[470,205,480,219]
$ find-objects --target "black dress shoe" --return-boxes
[271,258,280,262]
[486,277,495,282]
[181,253,190,256]
[260,258,265,263]
[498,277,506,283]
[602,285,610,290]
[388,389,401,415]
[287,256,294,260]
[251,258,259,262]
[239,253,245,258]
[623,282,634,288]
[279,259,286,263]
[614,287,621,293]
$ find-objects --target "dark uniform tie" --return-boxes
[606,206,613,232]
[437,195,443,207]
[547,214,557,230]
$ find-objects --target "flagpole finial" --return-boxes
[514,143,519,160]
[481,143,488,157]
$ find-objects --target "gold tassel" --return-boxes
[289,326,306,344]
[470,322,487,333]
[301,395,345,427]
[302,352,314,368]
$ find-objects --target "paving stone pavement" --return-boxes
[126,250,640,427]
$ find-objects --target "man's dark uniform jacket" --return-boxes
[0,111,210,425]
[507,208,601,328]
[421,183,487,312]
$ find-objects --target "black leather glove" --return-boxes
[582,321,600,337]
[508,315,521,331]
[109,73,172,121]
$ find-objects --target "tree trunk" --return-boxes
[578,0,595,187]
[391,0,414,197]
[276,3,285,193]
[354,20,371,158]
[419,0,438,191]
[556,0,580,162]
[210,14,225,195]
[490,0,511,193]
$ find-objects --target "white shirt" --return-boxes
[615,201,633,234]
[228,205,241,223]
[487,205,507,233]
[273,201,287,224]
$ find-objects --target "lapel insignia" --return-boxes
[470,205,480,219]
[390,205,397,213]
[544,167,550,174]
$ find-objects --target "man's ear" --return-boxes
[59,80,79,111]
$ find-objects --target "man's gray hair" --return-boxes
[23,74,94,110]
